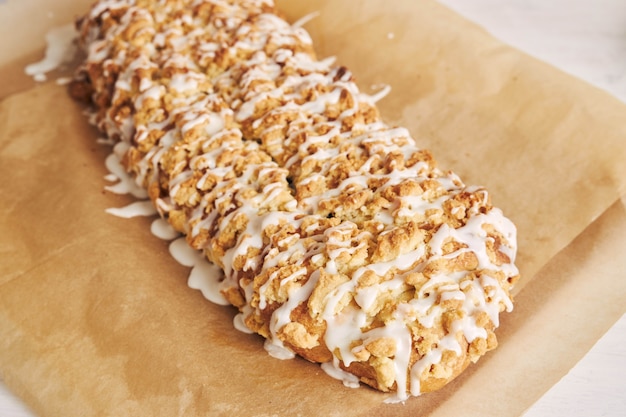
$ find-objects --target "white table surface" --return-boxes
[1,1,625,416]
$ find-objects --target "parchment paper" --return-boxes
[1,1,625,416]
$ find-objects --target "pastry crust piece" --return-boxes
[71,0,520,400]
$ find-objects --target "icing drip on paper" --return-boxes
[169,238,230,306]
[105,200,156,218]
[25,24,78,82]
[321,361,361,389]
[150,218,179,240]
[98,139,232,308]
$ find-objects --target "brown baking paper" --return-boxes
[1,0,626,416]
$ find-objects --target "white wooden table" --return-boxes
[1,1,625,415]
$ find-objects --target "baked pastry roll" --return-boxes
[71,0,519,400]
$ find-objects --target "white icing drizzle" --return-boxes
[233,313,254,334]
[25,24,78,82]
[105,200,156,218]
[264,338,296,360]
[55,76,73,85]
[321,361,361,389]
[291,11,320,29]
[150,218,180,240]
[98,138,230,308]
[187,255,230,306]
[369,84,392,103]
[103,146,148,199]
[234,313,254,334]
[169,238,230,306]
